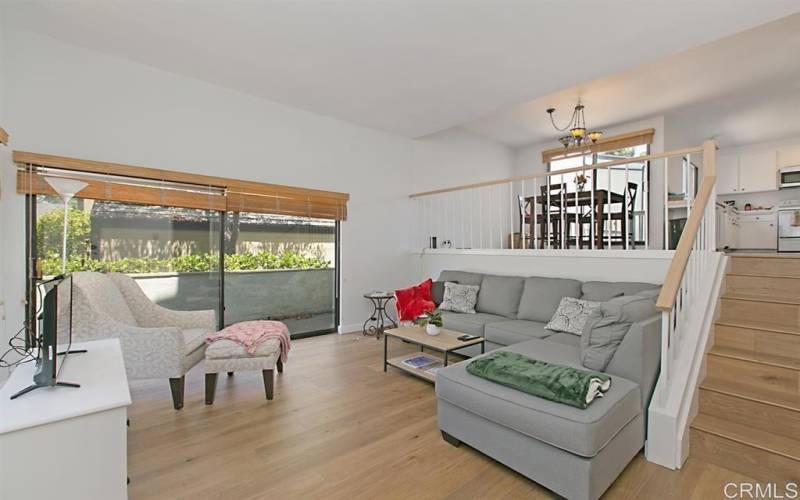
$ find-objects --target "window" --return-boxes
[548,143,650,245]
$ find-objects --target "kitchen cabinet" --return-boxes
[778,145,800,168]
[717,154,739,195]
[717,150,777,195]
[736,212,777,250]
[738,150,777,193]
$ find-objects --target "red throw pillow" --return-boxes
[394,279,435,321]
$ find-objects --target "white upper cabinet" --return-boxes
[738,150,777,193]
[717,153,739,195]
[716,149,777,195]
[778,145,800,168]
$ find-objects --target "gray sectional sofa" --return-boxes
[434,270,661,500]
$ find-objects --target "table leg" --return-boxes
[444,351,449,367]
[481,341,485,354]
[383,334,388,372]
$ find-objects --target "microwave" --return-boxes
[780,165,800,189]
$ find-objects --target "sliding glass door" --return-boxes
[223,213,337,337]
[28,195,338,338]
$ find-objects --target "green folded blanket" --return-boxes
[466,351,612,409]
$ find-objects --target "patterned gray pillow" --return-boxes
[545,297,602,335]
[439,282,480,314]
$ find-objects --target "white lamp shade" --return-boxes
[44,177,88,201]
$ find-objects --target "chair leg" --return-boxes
[277,358,283,374]
[262,369,274,400]
[168,376,185,410]
[205,373,218,405]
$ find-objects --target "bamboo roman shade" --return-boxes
[14,151,349,220]
[541,128,655,163]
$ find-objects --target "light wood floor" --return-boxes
[128,333,760,500]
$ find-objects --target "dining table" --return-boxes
[525,189,626,249]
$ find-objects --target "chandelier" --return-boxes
[546,99,603,148]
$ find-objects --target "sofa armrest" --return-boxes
[604,315,661,411]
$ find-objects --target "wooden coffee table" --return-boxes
[383,326,485,383]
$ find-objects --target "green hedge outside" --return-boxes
[41,251,331,276]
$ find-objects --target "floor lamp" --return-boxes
[43,177,88,274]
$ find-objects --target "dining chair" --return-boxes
[610,182,638,248]
[537,183,577,249]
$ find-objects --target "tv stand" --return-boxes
[9,349,87,399]
[58,348,88,356]
[9,380,81,400]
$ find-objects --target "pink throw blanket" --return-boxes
[206,320,290,362]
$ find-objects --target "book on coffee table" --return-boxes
[401,354,438,369]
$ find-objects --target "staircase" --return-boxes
[690,254,800,482]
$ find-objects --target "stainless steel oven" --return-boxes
[779,166,800,189]
[778,206,800,252]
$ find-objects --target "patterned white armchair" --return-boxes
[72,271,216,409]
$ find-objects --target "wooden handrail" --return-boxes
[408,145,704,198]
[656,141,717,311]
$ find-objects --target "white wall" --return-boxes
[415,249,673,284]
[0,3,13,382]
[0,27,514,342]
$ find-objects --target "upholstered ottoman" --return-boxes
[204,337,284,404]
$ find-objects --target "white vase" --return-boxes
[426,324,441,336]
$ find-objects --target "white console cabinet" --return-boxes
[0,339,131,500]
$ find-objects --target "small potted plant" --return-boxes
[420,311,443,336]
[575,173,590,192]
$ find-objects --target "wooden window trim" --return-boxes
[13,151,349,220]
[541,128,655,164]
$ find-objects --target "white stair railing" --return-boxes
[647,140,726,469]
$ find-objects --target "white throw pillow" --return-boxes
[545,297,602,335]
[439,282,480,314]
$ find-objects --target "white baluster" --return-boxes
[590,167,596,250]
[624,162,630,249]
[546,176,551,249]
[509,182,515,250]
[607,167,612,249]
[663,159,669,250]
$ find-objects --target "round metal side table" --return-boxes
[363,291,397,339]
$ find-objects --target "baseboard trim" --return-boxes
[338,323,362,334]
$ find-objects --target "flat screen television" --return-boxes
[10,274,85,400]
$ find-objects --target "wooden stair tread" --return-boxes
[708,346,800,370]
[729,253,800,260]
[691,413,800,462]
[721,293,800,305]
[701,377,800,412]
[727,272,800,280]
[715,319,800,336]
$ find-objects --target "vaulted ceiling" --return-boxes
[5,1,800,140]
[464,13,800,147]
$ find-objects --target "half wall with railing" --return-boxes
[409,144,706,252]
